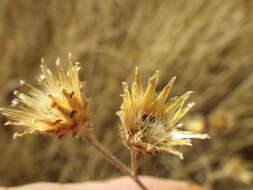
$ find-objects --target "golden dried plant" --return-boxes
[117,68,209,159]
[1,1,252,189]
[0,54,89,138]
[0,55,148,190]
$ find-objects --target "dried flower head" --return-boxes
[0,54,89,138]
[117,68,209,159]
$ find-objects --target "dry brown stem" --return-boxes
[131,150,138,177]
[78,129,148,190]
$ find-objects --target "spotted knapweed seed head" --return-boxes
[117,68,209,159]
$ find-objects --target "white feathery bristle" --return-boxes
[56,57,60,66]
[68,52,72,60]
[13,90,19,96]
[186,91,193,95]
[187,102,195,108]
[11,99,18,106]
[41,58,45,64]
[38,75,45,82]
[19,80,25,85]
[4,121,12,126]
[46,69,52,75]
[177,123,184,128]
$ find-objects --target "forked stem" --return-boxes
[78,129,148,190]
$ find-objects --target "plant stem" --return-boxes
[131,150,144,190]
[78,129,148,190]
[131,150,138,176]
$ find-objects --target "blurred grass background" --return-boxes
[0,0,253,189]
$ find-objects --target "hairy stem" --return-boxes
[78,129,148,190]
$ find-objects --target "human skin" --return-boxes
[0,176,205,190]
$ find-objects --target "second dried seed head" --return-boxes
[117,68,209,159]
